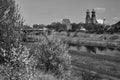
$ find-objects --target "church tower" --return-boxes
[91,9,97,24]
[85,9,91,24]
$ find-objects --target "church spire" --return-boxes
[91,9,97,24]
[85,9,91,24]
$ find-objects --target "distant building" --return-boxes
[80,26,86,31]
[62,19,72,30]
[91,9,98,24]
[85,9,98,24]
[85,9,91,24]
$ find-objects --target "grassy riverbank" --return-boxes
[20,33,120,80]
[53,32,120,48]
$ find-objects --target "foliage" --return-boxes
[108,21,120,34]
[46,22,67,31]
[33,24,45,29]
[108,34,120,41]
[71,23,79,31]
[33,72,59,80]
[0,45,30,80]
[81,71,102,80]
[84,22,120,34]
[0,0,23,58]
[28,37,71,79]
[0,0,28,79]
[21,24,32,29]
[71,22,85,31]
[84,24,105,34]
[0,0,71,80]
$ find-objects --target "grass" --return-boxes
[21,35,72,80]
[55,32,120,42]
[70,52,120,80]
[53,32,120,49]
[21,34,120,80]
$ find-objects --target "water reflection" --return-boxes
[69,44,120,57]
[117,48,120,51]
[108,47,114,51]
[97,46,107,51]
[85,45,96,53]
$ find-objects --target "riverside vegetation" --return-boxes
[0,0,72,80]
[1,0,120,80]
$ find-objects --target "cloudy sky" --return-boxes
[17,0,120,25]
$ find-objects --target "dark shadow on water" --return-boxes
[108,47,115,51]
[76,46,82,50]
[68,44,82,50]
[84,45,96,53]
[96,46,107,51]
[68,44,120,55]
[117,48,120,52]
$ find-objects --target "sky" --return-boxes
[16,0,120,25]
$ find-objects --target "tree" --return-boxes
[0,0,22,62]
[71,23,79,31]
[46,22,67,31]
[33,24,45,29]
[0,0,27,79]
[22,24,31,29]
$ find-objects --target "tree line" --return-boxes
[30,22,120,34]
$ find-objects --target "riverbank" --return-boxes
[22,34,120,80]
[53,32,120,48]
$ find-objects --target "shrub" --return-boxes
[28,37,71,79]
[0,0,71,80]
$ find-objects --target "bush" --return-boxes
[0,0,71,80]
[0,36,71,80]
[28,37,71,79]
[0,45,30,80]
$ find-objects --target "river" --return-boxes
[69,44,120,57]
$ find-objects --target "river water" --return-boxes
[69,44,120,57]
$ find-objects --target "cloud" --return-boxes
[113,17,119,20]
[97,19,104,24]
[94,7,106,12]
